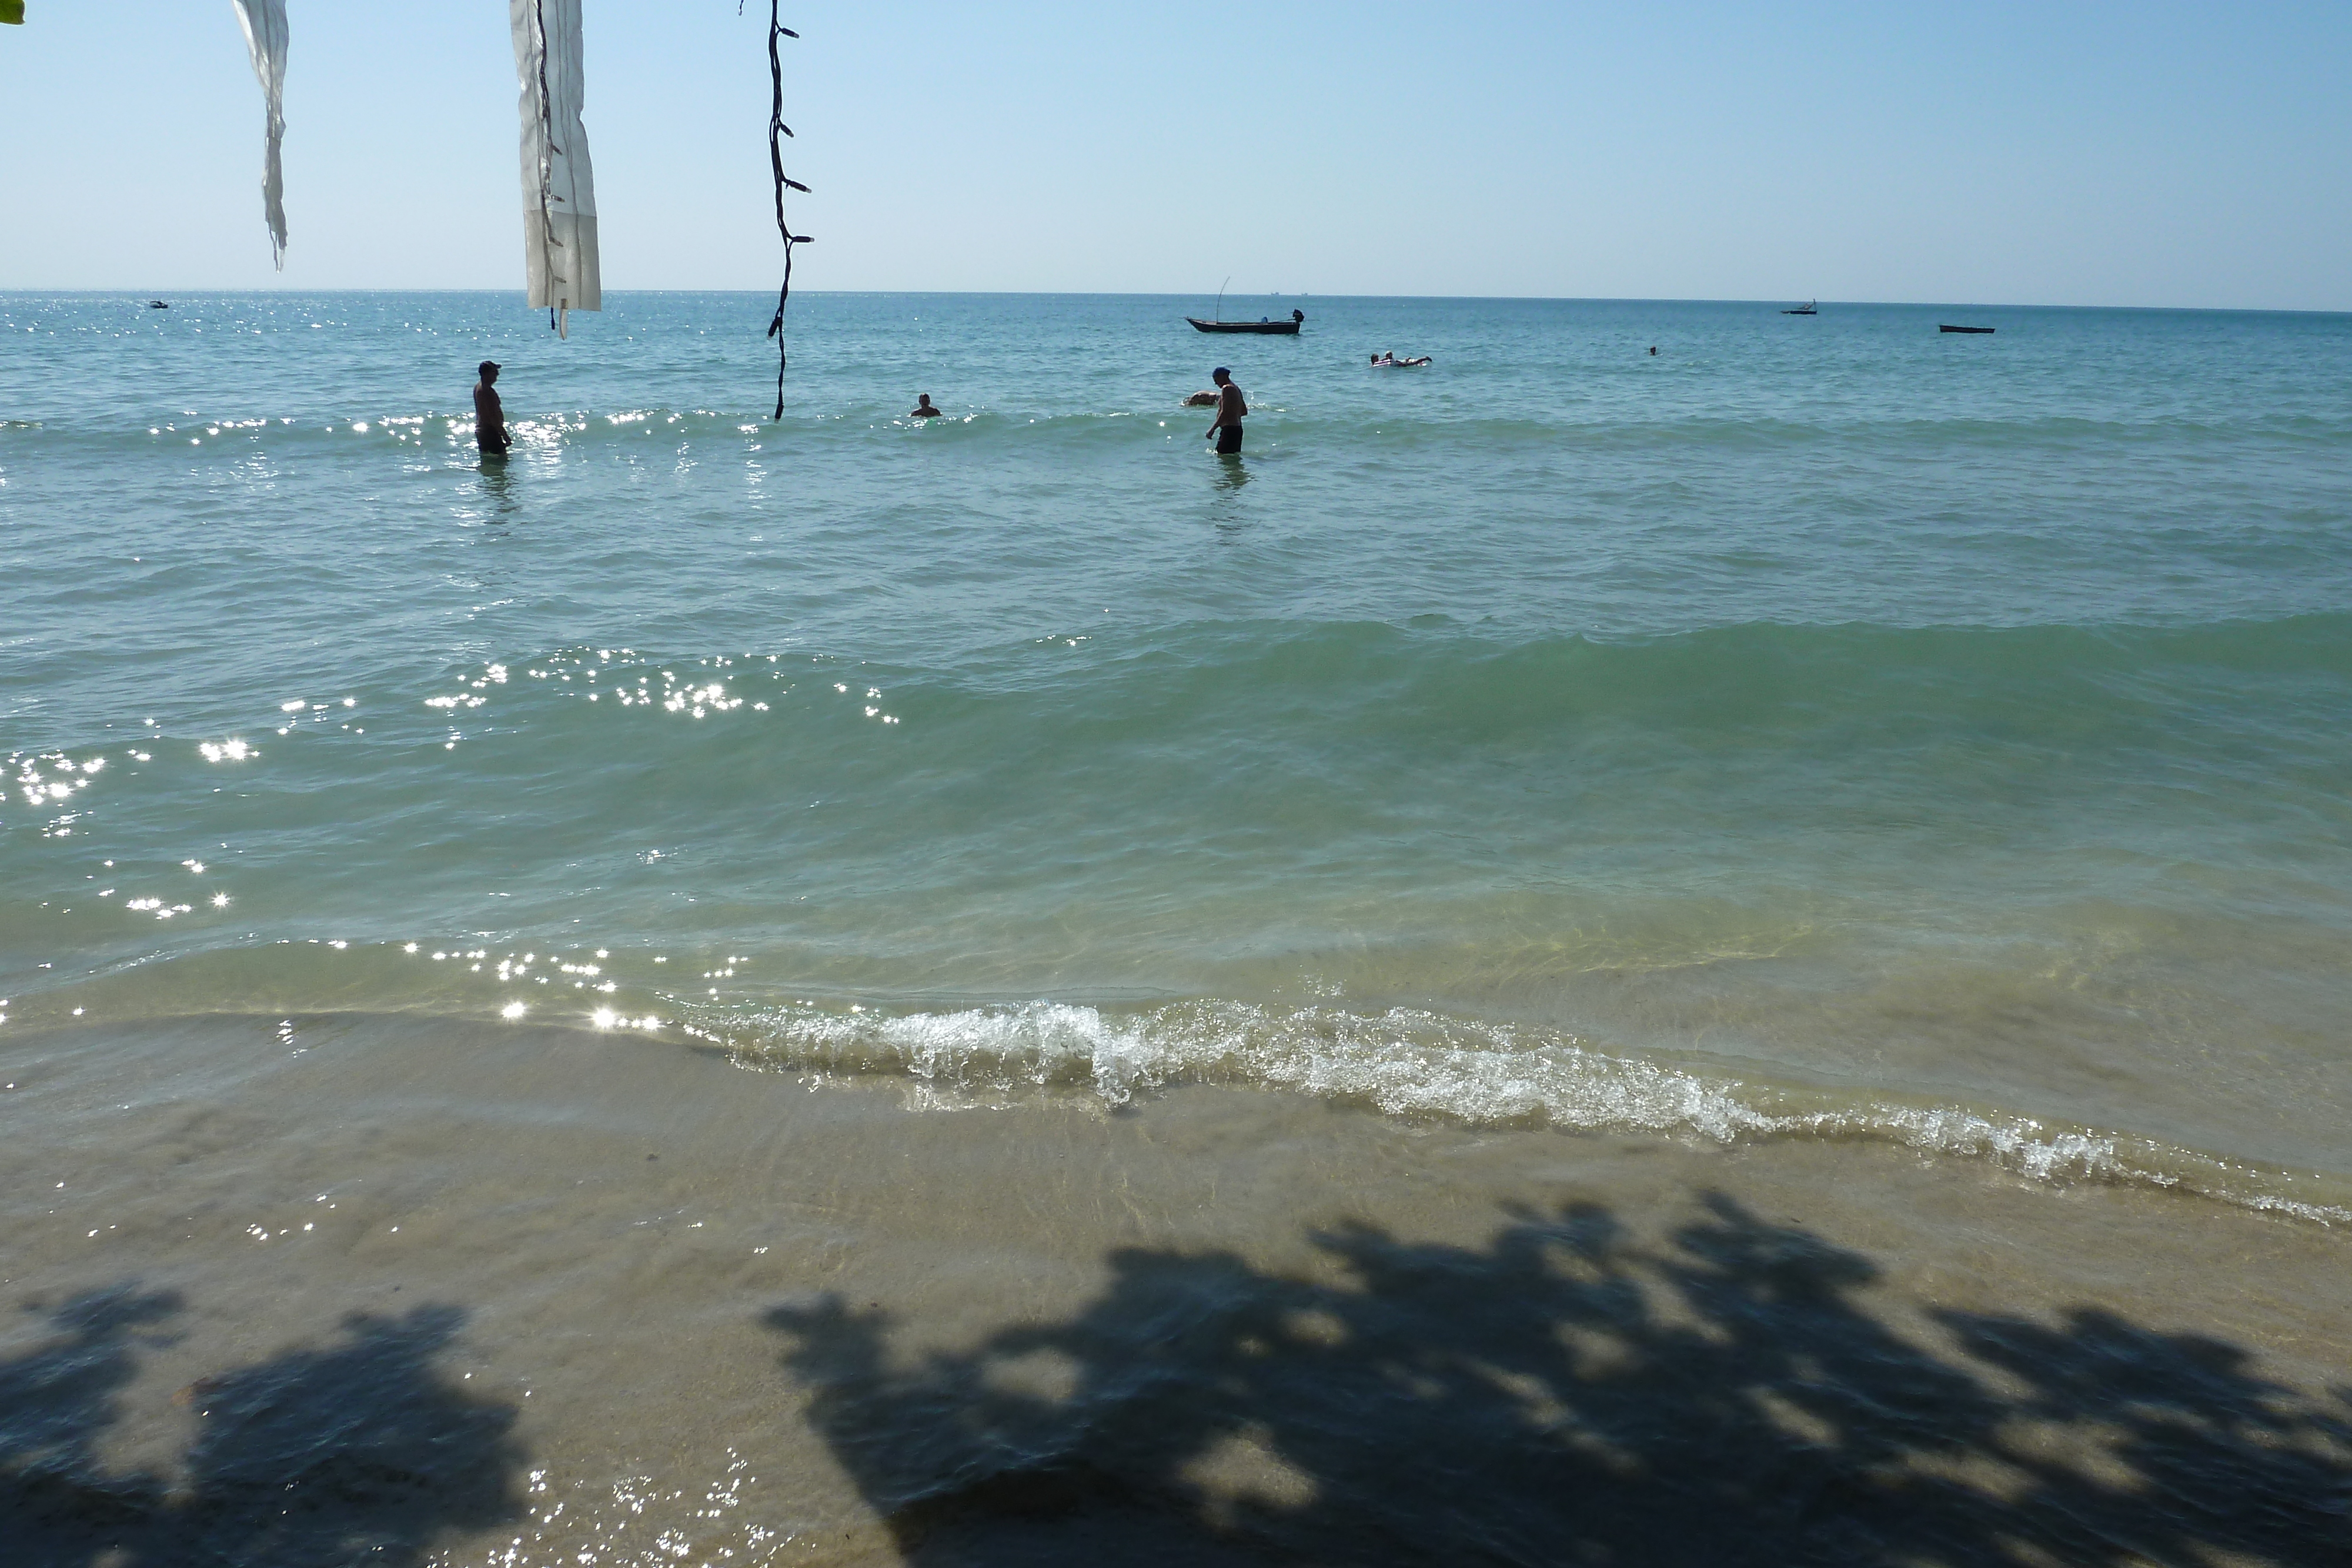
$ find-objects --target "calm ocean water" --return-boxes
[5,290,2351,1216]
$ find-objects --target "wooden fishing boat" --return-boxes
[1781,300,1817,315]
[1939,324,1995,334]
[1188,310,1305,335]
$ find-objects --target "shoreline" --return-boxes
[12,957,2351,1228]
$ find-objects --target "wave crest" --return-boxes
[699,997,2351,1225]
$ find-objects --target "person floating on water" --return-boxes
[473,360,509,456]
[1371,352,1432,367]
[911,394,943,418]
[1649,346,1659,356]
[1205,367,1246,455]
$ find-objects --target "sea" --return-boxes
[4,292,2350,1564]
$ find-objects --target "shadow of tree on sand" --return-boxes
[772,1194,2352,1566]
[1,1285,522,1567]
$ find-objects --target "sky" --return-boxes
[2,2,2347,309]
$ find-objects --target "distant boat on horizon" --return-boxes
[1939,323,1996,334]
[1781,300,1818,315]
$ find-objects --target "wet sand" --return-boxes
[4,1012,2348,1564]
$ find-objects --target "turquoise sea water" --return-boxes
[5,291,2351,1218]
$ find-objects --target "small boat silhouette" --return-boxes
[1188,277,1304,333]
[1190,309,1304,336]
[148,300,170,309]
[1939,324,1995,334]
[1781,300,1817,315]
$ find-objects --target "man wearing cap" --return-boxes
[1205,367,1246,456]
[473,360,510,456]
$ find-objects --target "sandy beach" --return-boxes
[6,1009,2348,1563]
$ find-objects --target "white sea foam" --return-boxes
[706,997,2352,1226]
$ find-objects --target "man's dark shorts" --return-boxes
[1216,424,1244,455]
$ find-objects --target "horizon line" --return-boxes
[4,289,2348,319]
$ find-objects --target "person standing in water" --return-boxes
[473,360,510,456]
[911,394,943,417]
[1205,366,1246,455]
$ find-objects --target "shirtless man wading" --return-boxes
[473,360,510,456]
[1205,367,1246,455]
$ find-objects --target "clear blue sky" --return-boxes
[4,2,2347,309]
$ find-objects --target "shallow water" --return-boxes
[5,290,2350,1207]
[4,290,2352,1559]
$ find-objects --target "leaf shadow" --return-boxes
[0,1286,522,1568]
[770,1192,2352,1566]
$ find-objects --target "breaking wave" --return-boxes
[700,997,2352,1227]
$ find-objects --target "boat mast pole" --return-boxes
[1215,276,1229,325]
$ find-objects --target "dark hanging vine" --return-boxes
[533,0,563,336]
[759,1,812,420]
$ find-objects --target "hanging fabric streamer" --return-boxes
[764,2,811,419]
[509,0,600,337]
[229,1,289,269]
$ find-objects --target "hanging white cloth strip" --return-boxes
[229,0,289,268]
[510,0,600,332]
